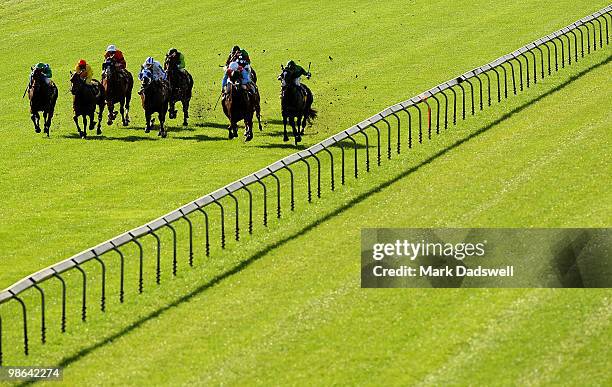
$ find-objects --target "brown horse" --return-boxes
[102,58,133,126]
[139,70,171,138]
[222,71,261,141]
[70,72,106,138]
[27,68,58,137]
[164,55,194,126]
[278,68,317,145]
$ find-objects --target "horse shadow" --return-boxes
[62,133,157,142]
[177,133,228,142]
[195,122,229,129]
[255,143,307,150]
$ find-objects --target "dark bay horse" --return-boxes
[27,68,58,137]
[102,58,133,126]
[164,56,194,126]
[222,71,261,141]
[70,72,106,138]
[139,70,170,138]
[278,69,317,145]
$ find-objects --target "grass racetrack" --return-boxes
[0,0,610,385]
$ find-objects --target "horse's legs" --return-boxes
[292,116,302,144]
[82,115,88,138]
[301,114,307,135]
[124,93,131,124]
[88,112,95,131]
[31,112,41,133]
[120,99,128,126]
[73,114,82,136]
[42,111,50,136]
[44,109,53,137]
[283,116,289,142]
[256,103,262,131]
[289,116,302,145]
[158,111,165,138]
[145,112,152,133]
[97,103,104,134]
[169,101,177,119]
[182,99,190,126]
[245,115,254,142]
[107,102,115,125]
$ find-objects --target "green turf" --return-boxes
[0,0,608,289]
[0,0,610,385]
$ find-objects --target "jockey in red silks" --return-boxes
[104,44,127,70]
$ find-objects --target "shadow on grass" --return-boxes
[194,122,229,129]
[22,54,610,384]
[177,133,228,142]
[62,133,157,142]
[255,143,307,150]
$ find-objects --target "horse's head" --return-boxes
[164,55,178,72]
[140,68,153,90]
[69,71,84,94]
[278,68,291,89]
[102,58,115,79]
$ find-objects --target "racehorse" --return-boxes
[70,72,106,138]
[139,69,170,138]
[278,67,317,145]
[164,55,194,126]
[27,67,58,137]
[222,70,262,141]
[102,58,133,126]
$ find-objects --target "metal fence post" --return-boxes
[146,227,162,284]
[12,294,29,355]
[280,162,295,211]
[196,207,211,255]
[179,211,194,266]
[227,191,240,240]
[390,113,401,153]
[464,79,475,114]
[52,270,67,332]
[164,222,178,275]
[347,134,358,178]
[479,73,489,108]
[255,180,268,227]
[358,130,370,172]
[129,237,144,292]
[322,146,335,190]
[92,255,106,312]
[456,82,466,119]
[268,170,281,219]
[213,200,226,248]
[73,263,87,321]
[299,158,312,202]
[31,283,46,344]
[111,246,125,302]
[240,183,253,234]
[370,123,381,165]
[439,90,449,129]
[534,46,545,79]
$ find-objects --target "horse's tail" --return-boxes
[306,108,318,123]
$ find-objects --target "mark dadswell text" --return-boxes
[373,265,514,278]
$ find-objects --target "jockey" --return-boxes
[74,59,93,85]
[225,45,242,66]
[139,57,166,82]
[222,61,251,93]
[32,62,52,85]
[282,60,311,87]
[104,44,127,70]
[166,48,186,73]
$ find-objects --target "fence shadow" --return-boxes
[21,54,610,384]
